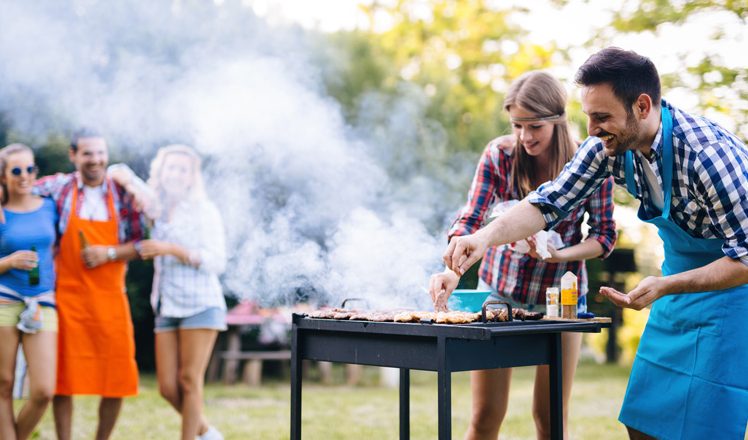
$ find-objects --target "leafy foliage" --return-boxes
[600,0,748,140]
[326,0,563,154]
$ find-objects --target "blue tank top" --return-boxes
[0,197,58,296]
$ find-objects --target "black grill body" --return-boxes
[290,314,608,439]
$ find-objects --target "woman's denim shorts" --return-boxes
[154,307,227,333]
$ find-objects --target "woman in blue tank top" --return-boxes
[0,143,59,440]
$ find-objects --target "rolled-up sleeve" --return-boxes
[696,143,748,266]
[34,173,71,199]
[582,176,617,258]
[527,138,611,230]
[190,202,227,275]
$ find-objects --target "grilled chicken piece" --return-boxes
[512,308,543,321]
[332,310,359,319]
[347,310,400,321]
[434,311,480,324]
[307,308,358,319]
[393,311,436,322]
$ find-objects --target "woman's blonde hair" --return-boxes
[503,71,577,198]
[147,144,206,203]
[0,143,34,204]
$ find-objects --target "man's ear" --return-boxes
[634,94,654,120]
[69,148,76,163]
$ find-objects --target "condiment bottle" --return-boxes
[560,271,578,319]
[545,287,559,318]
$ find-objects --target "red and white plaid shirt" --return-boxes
[449,138,617,305]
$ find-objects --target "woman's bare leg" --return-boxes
[156,330,211,437]
[532,332,582,439]
[0,327,20,440]
[464,368,512,440]
[16,330,56,440]
[177,329,217,440]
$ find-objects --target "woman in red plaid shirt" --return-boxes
[429,71,617,439]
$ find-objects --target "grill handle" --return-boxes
[341,298,370,309]
[481,300,513,323]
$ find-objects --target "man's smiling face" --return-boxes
[70,136,109,186]
[581,82,641,156]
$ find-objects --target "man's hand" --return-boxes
[7,250,38,271]
[443,233,488,276]
[429,269,460,312]
[599,276,668,310]
[108,164,160,218]
[82,246,110,269]
[137,240,172,259]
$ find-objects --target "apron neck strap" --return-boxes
[660,106,673,219]
[624,105,674,219]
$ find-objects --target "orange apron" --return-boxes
[55,182,138,397]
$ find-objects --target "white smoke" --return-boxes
[0,0,461,308]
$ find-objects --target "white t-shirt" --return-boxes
[79,185,109,221]
[637,151,665,211]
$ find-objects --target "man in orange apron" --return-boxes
[35,131,145,440]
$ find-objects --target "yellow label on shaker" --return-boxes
[560,271,578,319]
[560,271,578,305]
[561,288,577,305]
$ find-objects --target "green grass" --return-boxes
[21,361,633,439]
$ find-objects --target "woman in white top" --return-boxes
[138,144,227,440]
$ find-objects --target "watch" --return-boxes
[106,247,117,261]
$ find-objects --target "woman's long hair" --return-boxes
[0,143,34,205]
[147,144,207,206]
[503,71,577,198]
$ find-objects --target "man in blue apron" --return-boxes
[443,47,748,439]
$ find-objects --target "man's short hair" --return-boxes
[575,47,661,114]
[70,127,103,152]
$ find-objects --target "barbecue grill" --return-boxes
[290,303,610,439]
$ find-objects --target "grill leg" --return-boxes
[400,368,410,440]
[437,337,451,440]
[290,326,302,440]
[549,332,563,440]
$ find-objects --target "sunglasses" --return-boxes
[10,165,39,176]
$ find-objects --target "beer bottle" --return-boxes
[143,220,152,240]
[79,230,89,249]
[29,245,40,286]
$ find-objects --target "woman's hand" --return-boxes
[429,269,460,312]
[6,250,38,271]
[526,236,563,263]
[137,240,173,259]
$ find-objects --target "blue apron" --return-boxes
[618,107,748,439]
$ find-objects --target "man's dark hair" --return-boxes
[575,47,661,114]
[70,127,103,152]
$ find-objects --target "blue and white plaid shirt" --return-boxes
[151,198,227,318]
[528,99,748,266]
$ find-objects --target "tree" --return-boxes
[595,0,748,140]
[324,1,568,154]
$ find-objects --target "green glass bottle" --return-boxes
[29,245,40,286]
